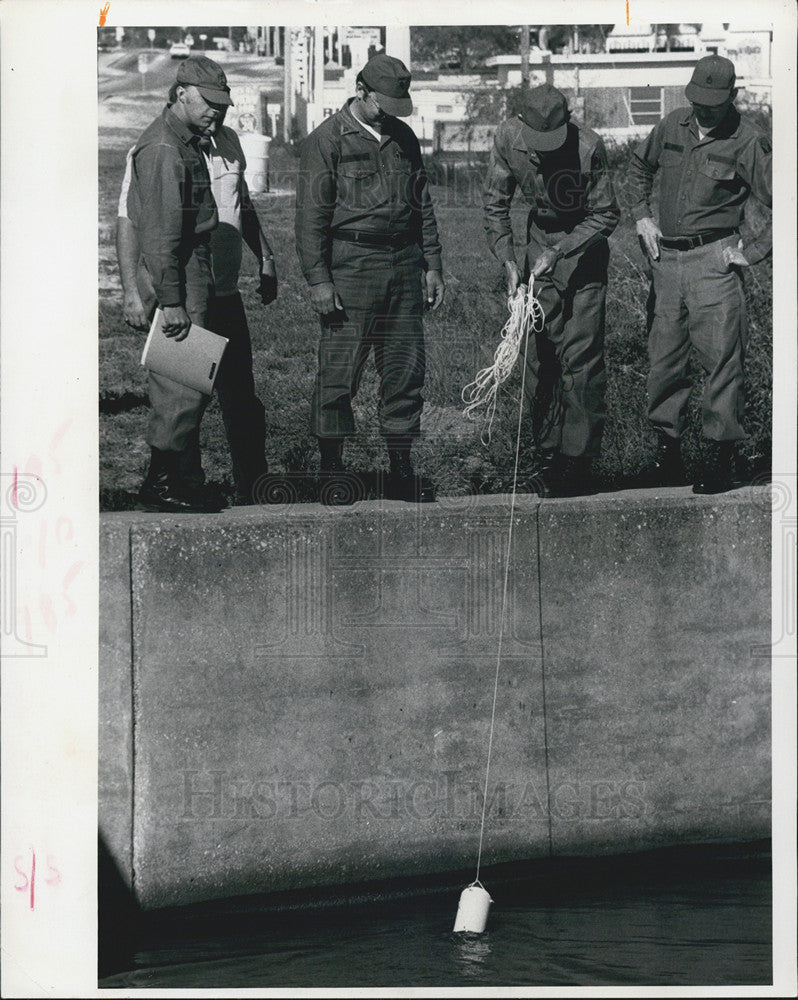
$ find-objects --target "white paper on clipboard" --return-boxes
[141,308,228,394]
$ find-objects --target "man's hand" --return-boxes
[504,260,521,298]
[309,282,343,315]
[722,243,749,270]
[162,305,192,341]
[123,291,151,331]
[259,259,278,305]
[425,269,445,311]
[531,247,561,278]
[636,216,663,261]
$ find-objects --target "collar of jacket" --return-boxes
[338,97,399,138]
[681,105,742,140]
[162,105,203,148]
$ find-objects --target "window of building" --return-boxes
[436,104,453,114]
[629,86,663,125]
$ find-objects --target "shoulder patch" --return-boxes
[757,135,772,155]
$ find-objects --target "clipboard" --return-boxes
[141,308,228,394]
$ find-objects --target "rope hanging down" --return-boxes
[472,288,535,887]
[461,280,545,445]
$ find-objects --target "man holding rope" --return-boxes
[629,55,772,494]
[483,84,619,498]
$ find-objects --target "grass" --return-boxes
[99,132,772,509]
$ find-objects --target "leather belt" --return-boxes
[659,228,737,251]
[332,229,416,249]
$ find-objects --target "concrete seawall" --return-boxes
[100,488,771,909]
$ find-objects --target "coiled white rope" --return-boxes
[461,279,546,445]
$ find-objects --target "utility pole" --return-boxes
[520,25,530,91]
[283,29,292,142]
[314,25,324,121]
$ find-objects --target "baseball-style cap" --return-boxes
[685,55,736,106]
[517,84,569,151]
[361,53,413,117]
[176,55,233,106]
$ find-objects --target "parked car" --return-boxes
[170,42,191,59]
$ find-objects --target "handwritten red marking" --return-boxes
[45,856,61,886]
[99,2,110,28]
[14,855,28,891]
[61,561,84,616]
[21,605,33,642]
[38,522,48,570]
[56,517,74,545]
[13,851,59,906]
[626,1,630,26]
[40,594,57,634]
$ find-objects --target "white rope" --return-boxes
[472,285,537,885]
[461,279,545,445]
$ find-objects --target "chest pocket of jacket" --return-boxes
[338,161,380,209]
[659,149,683,171]
[697,157,739,204]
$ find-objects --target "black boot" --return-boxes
[137,448,223,513]
[628,432,686,489]
[385,438,436,502]
[535,454,595,498]
[517,447,557,492]
[692,441,735,495]
[318,436,360,506]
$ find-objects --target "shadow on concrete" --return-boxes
[98,833,141,979]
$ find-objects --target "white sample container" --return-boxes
[453,883,493,933]
[238,133,271,195]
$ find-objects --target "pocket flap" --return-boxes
[699,158,736,181]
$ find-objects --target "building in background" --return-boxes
[285,22,771,150]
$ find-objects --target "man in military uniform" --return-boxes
[295,54,445,504]
[124,56,229,512]
[629,55,772,494]
[483,84,620,497]
[118,71,278,508]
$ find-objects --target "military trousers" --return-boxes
[140,247,213,453]
[647,235,747,441]
[522,241,608,459]
[205,292,268,497]
[311,240,425,439]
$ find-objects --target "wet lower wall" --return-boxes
[99,489,771,909]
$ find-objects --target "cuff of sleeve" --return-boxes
[306,268,333,286]
[154,285,181,307]
[424,255,443,273]
[631,204,653,222]
[743,242,771,266]
[492,236,515,264]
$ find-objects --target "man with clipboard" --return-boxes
[119,57,277,512]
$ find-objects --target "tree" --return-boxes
[410,26,519,71]
[534,25,613,53]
